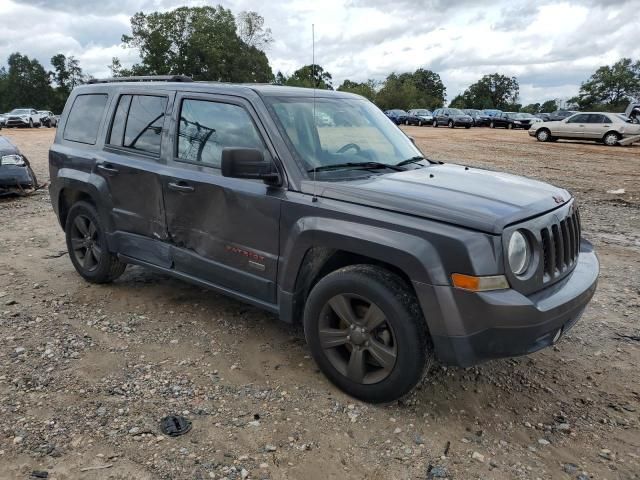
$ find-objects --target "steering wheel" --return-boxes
[337,143,362,154]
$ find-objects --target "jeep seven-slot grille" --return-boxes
[540,208,581,281]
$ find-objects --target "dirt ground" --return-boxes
[0,126,638,480]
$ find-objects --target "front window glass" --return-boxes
[176,99,266,168]
[265,96,422,174]
[11,109,31,115]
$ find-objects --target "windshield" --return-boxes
[415,109,431,115]
[11,109,30,115]
[265,96,423,175]
[448,108,465,115]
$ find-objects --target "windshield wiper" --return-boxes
[396,156,427,167]
[307,162,404,173]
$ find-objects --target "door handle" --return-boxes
[97,164,119,175]
[168,181,195,193]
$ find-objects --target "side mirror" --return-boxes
[221,148,281,185]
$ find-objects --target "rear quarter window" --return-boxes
[63,94,109,145]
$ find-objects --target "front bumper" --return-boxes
[414,239,599,367]
[6,118,30,127]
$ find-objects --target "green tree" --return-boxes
[521,103,541,114]
[449,94,465,109]
[457,73,520,110]
[375,69,446,110]
[337,79,377,101]
[570,58,640,111]
[540,99,559,112]
[279,64,333,89]
[49,54,86,112]
[1,53,53,111]
[117,6,273,82]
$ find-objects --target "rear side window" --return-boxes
[176,99,265,168]
[64,94,108,145]
[109,94,167,155]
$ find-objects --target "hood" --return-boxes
[0,136,20,156]
[304,164,571,234]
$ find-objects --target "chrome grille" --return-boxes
[540,208,581,281]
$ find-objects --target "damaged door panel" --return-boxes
[99,91,172,264]
[162,93,282,304]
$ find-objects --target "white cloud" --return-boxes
[2,0,639,105]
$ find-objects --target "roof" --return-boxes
[76,80,362,100]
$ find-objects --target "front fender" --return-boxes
[278,216,448,292]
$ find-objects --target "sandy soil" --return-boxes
[0,126,638,480]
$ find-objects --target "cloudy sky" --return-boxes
[1,0,639,105]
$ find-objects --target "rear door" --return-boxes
[97,90,174,267]
[582,114,612,140]
[161,92,283,305]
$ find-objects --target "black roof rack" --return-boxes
[87,75,194,84]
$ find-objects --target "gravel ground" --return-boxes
[0,127,638,480]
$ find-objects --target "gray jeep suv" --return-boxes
[49,76,599,403]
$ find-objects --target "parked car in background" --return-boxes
[547,110,577,122]
[490,112,538,130]
[38,110,59,128]
[529,112,640,146]
[462,109,486,126]
[384,109,408,125]
[405,109,433,126]
[5,108,43,128]
[432,108,473,128]
[535,113,551,122]
[0,113,7,128]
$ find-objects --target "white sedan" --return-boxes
[529,112,640,146]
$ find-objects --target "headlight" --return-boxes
[508,230,530,275]
[1,154,25,166]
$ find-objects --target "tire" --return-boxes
[465,125,471,129]
[603,131,620,146]
[448,120,454,128]
[29,119,33,128]
[507,123,514,130]
[304,265,430,403]
[65,201,127,284]
[536,128,551,142]
[432,120,438,128]
[405,120,410,126]
[418,120,422,127]
[490,121,495,128]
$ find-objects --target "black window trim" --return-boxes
[172,95,271,171]
[105,92,170,159]
[63,93,110,146]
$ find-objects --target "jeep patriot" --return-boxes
[49,76,599,403]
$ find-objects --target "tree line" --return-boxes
[0,5,638,114]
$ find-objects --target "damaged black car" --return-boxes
[0,135,39,196]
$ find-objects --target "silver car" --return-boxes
[529,112,640,146]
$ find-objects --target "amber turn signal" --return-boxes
[451,273,509,292]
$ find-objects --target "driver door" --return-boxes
[560,113,589,138]
[161,93,283,304]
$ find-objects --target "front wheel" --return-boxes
[304,265,430,403]
[418,120,422,126]
[432,120,438,128]
[507,123,514,130]
[490,121,495,129]
[29,119,33,128]
[448,120,454,128]
[536,128,551,142]
[65,201,127,283]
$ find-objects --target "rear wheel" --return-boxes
[304,265,430,403]
[405,120,410,126]
[465,125,471,129]
[603,131,620,146]
[536,128,551,142]
[65,201,127,283]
